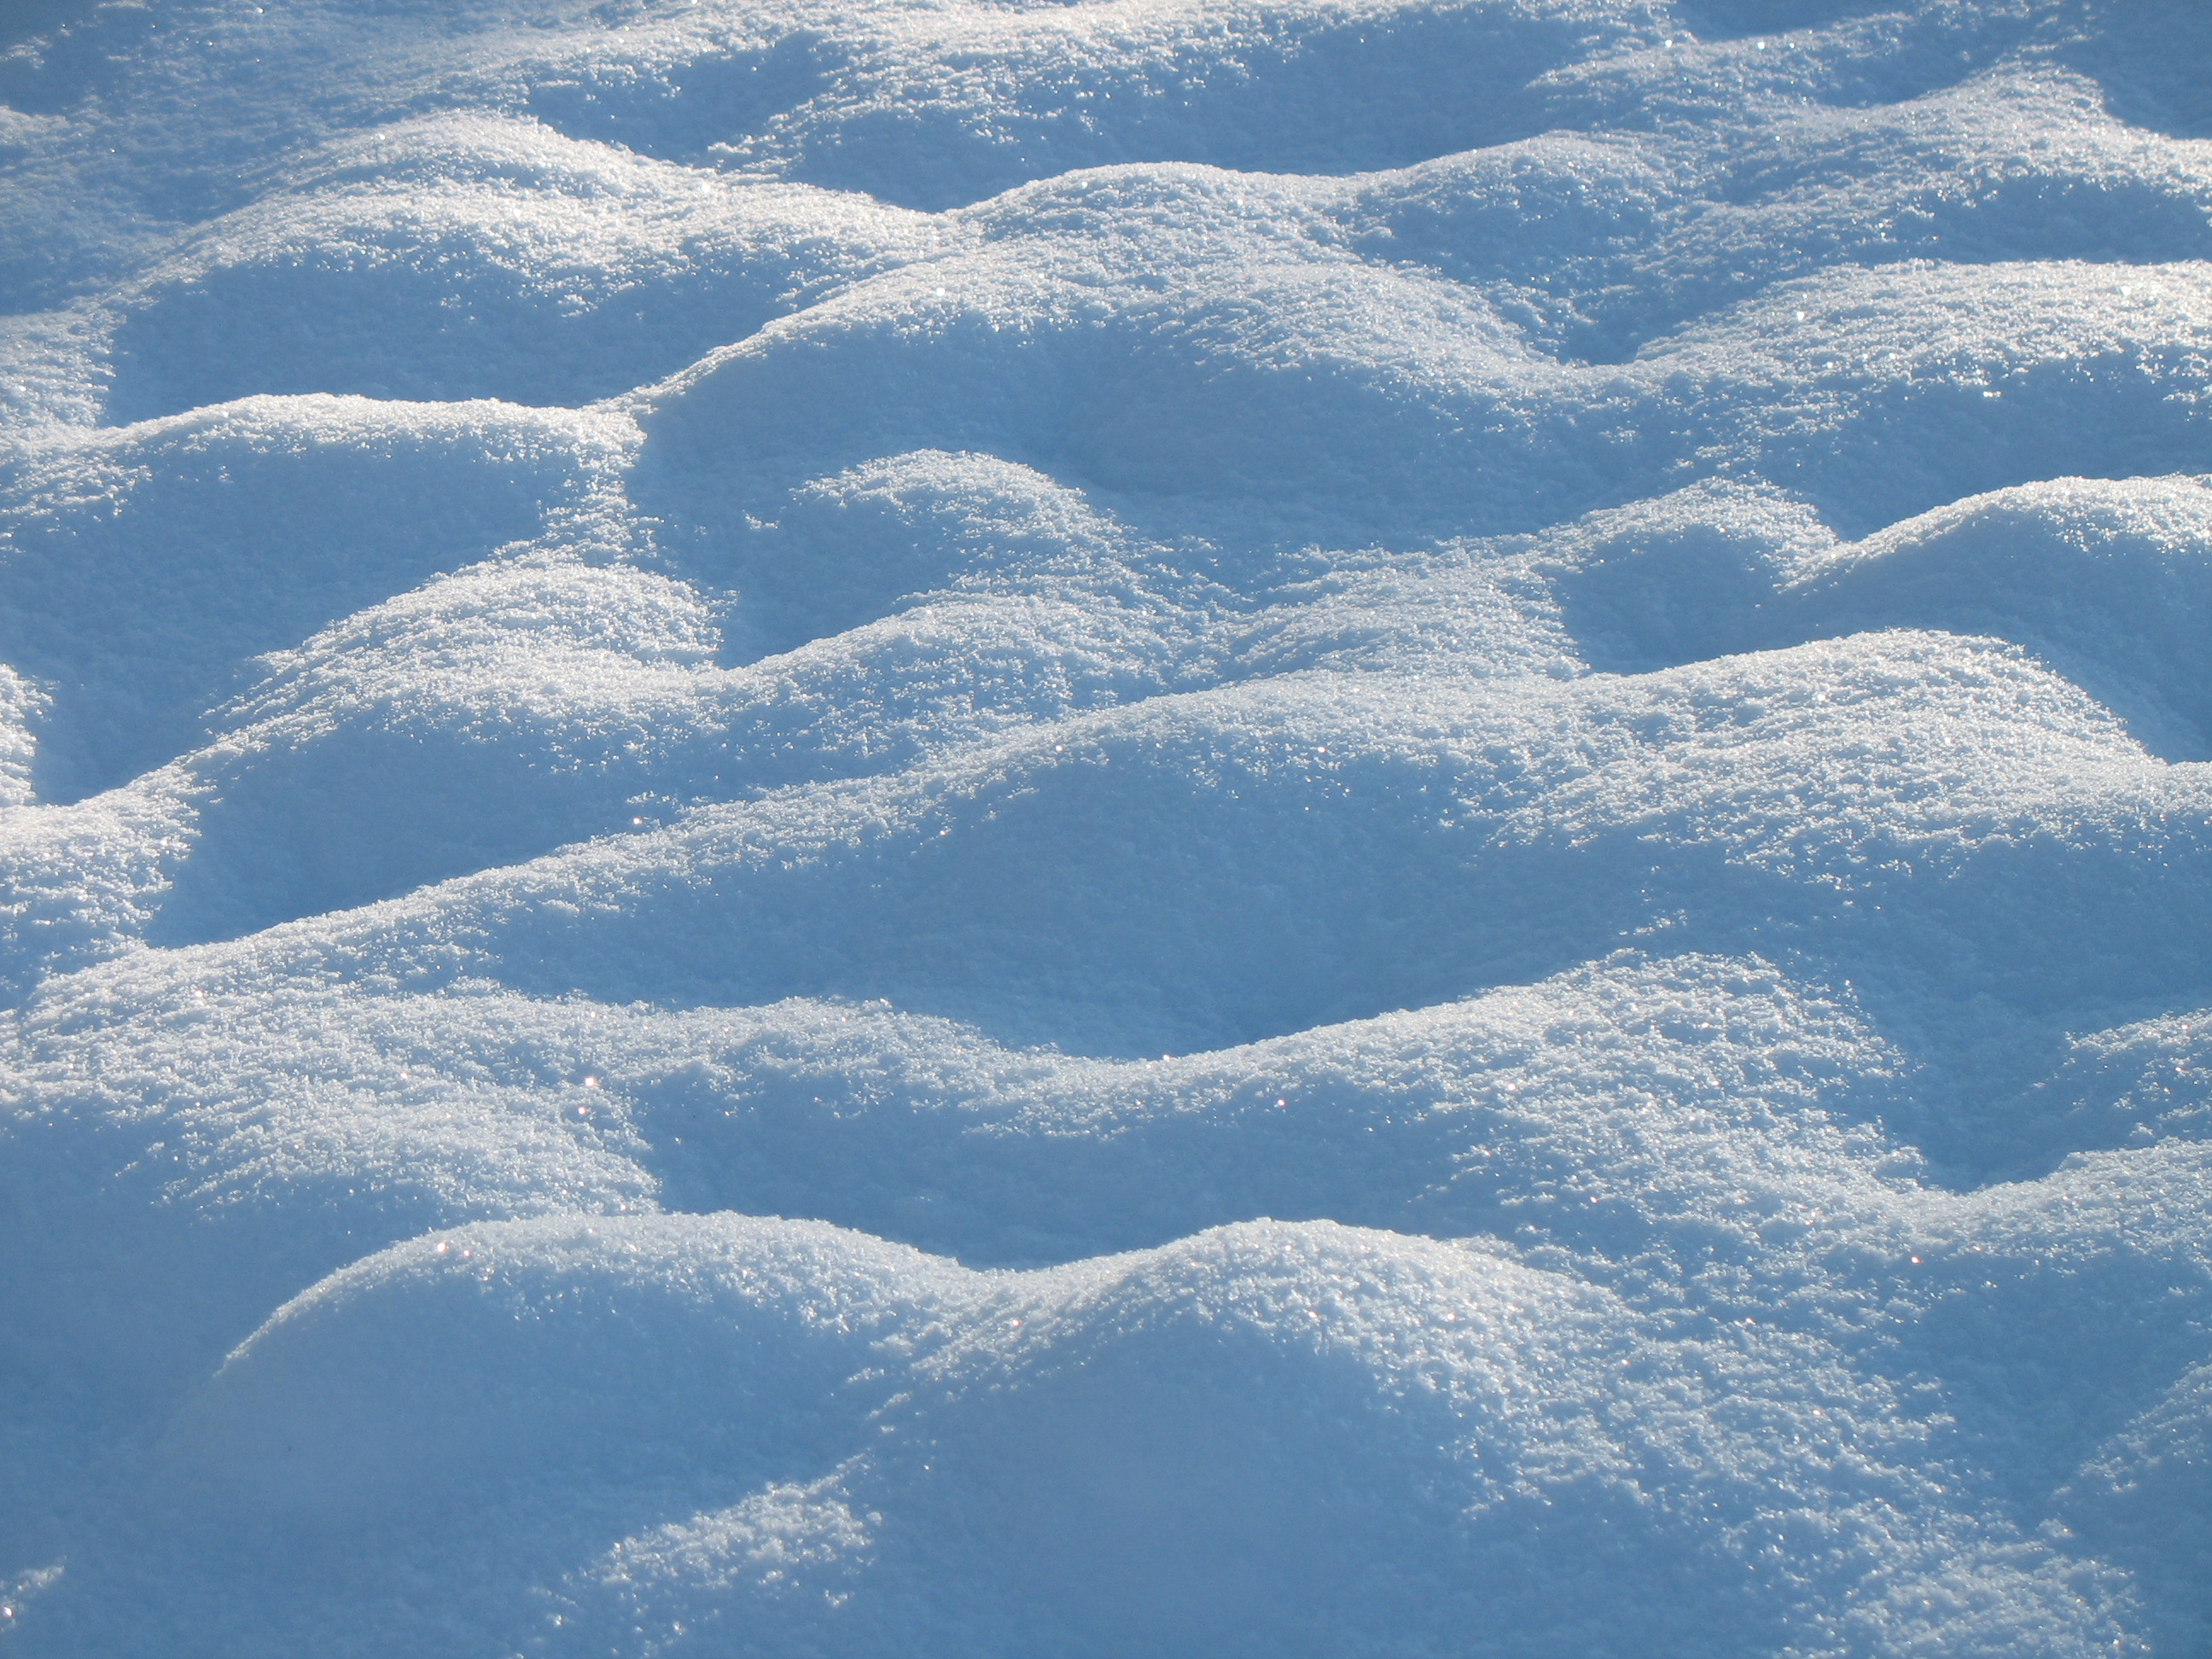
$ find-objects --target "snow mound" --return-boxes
[4,0,2212,1654]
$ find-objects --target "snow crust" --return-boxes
[3,0,2212,1652]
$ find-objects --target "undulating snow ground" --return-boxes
[3,0,2211,1652]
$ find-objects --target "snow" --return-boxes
[2,0,2211,1653]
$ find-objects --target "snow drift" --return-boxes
[3,0,2212,1653]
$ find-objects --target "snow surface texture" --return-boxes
[3,0,2212,1653]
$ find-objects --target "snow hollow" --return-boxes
[4,0,2212,1652]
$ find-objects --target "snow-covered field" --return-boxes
[3,0,2211,1651]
